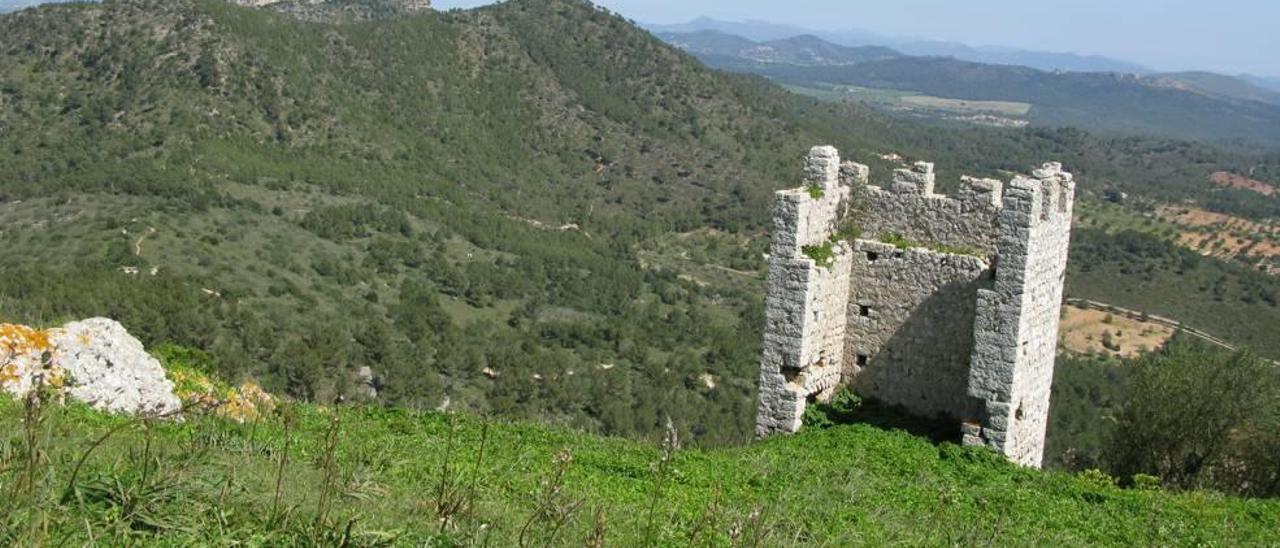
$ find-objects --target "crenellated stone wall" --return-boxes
[964,164,1075,467]
[855,164,1004,256]
[756,146,1075,468]
[757,147,853,436]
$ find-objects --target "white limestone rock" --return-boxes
[51,319,182,416]
[2,319,181,416]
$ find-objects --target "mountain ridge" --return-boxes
[655,29,901,66]
[655,29,1280,149]
[644,16,1151,74]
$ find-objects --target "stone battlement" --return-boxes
[757,146,1076,468]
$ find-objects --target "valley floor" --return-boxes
[2,399,1276,546]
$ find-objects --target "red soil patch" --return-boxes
[1211,171,1275,196]
[1158,205,1280,273]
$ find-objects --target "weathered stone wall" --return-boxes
[964,163,1075,468]
[844,241,990,420]
[757,147,854,436]
[856,163,1004,255]
[756,146,1075,469]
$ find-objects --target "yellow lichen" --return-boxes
[216,381,276,422]
[169,366,275,423]
[0,363,19,388]
[1,324,66,396]
[0,323,52,354]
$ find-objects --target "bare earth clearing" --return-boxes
[1059,304,1175,358]
[1158,205,1280,273]
[1211,171,1275,195]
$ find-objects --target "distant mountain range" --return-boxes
[1241,74,1280,93]
[655,28,1280,149]
[654,30,900,66]
[645,17,1151,74]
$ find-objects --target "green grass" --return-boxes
[802,242,835,267]
[784,83,1031,116]
[876,233,984,258]
[1,397,1276,546]
[899,95,1033,116]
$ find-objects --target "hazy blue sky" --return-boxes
[435,0,1280,76]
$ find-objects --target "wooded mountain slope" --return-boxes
[1,0,1279,450]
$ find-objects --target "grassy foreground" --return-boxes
[2,397,1277,546]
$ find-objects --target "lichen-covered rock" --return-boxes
[170,365,276,423]
[0,323,63,397]
[1,318,181,416]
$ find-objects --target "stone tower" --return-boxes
[756,146,1075,468]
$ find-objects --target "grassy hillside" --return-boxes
[3,395,1277,545]
[1,0,1279,455]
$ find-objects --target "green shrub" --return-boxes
[1105,340,1280,496]
[879,233,917,250]
[1132,474,1162,491]
[802,389,863,429]
[830,223,862,243]
[802,242,835,267]
[1077,468,1117,489]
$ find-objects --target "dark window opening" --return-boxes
[866,251,879,262]
[856,354,869,366]
[858,305,871,317]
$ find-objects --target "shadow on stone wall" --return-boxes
[848,275,987,431]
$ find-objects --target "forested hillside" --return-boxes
[1,0,1279,453]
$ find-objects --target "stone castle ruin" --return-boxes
[756,146,1075,468]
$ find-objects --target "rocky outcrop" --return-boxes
[1,318,181,416]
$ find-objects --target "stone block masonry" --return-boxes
[756,146,1075,468]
